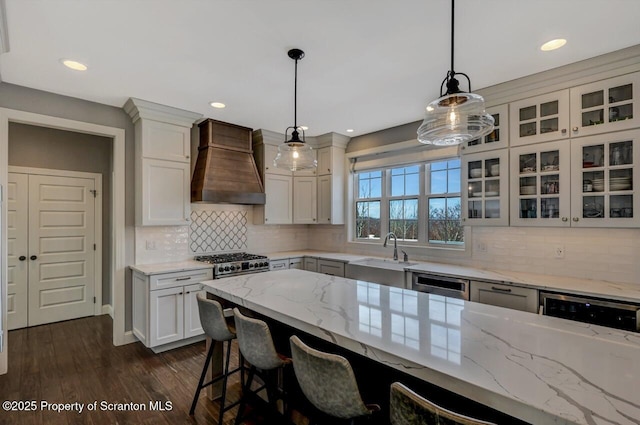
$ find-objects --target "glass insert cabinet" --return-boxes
[510,90,570,146]
[510,141,570,226]
[460,104,509,153]
[461,149,509,226]
[570,129,640,227]
[570,72,639,138]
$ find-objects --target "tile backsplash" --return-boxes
[189,210,248,253]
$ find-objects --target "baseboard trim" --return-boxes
[101,304,113,318]
[122,331,138,345]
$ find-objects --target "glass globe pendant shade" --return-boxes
[274,127,317,171]
[417,92,494,146]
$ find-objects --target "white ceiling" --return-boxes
[1,0,640,137]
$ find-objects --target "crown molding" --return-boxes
[123,97,202,127]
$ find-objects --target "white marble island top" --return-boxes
[202,269,640,425]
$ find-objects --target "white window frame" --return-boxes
[346,143,471,259]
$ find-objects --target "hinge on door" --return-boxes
[93,297,96,304]
[94,244,96,250]
[90,189,97,197]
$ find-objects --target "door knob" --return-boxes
[30,255,38,260]
[19,256,26,261]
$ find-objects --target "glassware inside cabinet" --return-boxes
[609,84,633,104]
[468,181,482,198]
[541,175,559,194]
[520,198,537,218]
[541,198,560,218]
[540,150,559,171]
[582,90,604,109]
[485,200,500,219]
[484,179,499,197]
[468,200,482,219]
[468,160,482,179]
[582,144,604,168]
[484,158,500,177]
[609,140,632,166]
[583,196,605,218]
[519,176,536,196]
[583,170,604,192]
[610,195,633,217]
[519,153,537,173]
[540,101,558,117]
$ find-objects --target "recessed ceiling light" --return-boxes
[540,39,567,52]
[346,129,354,133]
[209,102,226,109]
[61,59,88,71]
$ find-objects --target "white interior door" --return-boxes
[28,175,96,326]
[7,173,28,330]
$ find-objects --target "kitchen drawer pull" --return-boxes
[491,286,512,293]
[176,276,192,281]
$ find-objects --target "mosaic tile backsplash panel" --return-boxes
[190,210,248,253]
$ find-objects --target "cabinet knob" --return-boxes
[561,217,568,222]
[561,129,567,134]
[572,127,579,132]
[327,218,331,221]
[313,218,316,221]
[186,155,190,159]
[30,255,38,261]
[265,218,269,222]
[572,217,579,222]
[19,255,26,261]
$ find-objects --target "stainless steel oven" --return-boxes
[540,292,640,332]
[411,272,470,300]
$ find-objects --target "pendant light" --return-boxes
[417,0,494,146]
[273,48,317,171]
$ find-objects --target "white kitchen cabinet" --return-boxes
[304,257,318,272]
[317,259,345,277]
[570,72,640,138]
[509,90,570,146]
[510,140,571,227]
[260,174,293,224]
[509,129,640,228]
[316,146,345,224]
[140,159,190,226]
[569,129,640,227]
[293,177,317,224]
[288,257,304,269]
[470,281,538,313]
[124,98,201,226]
[293,148,318,177]
[269,259,289,271]
[461,149,509,226]
[461,104,509,153]
[132,268,212,352]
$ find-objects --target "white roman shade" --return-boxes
[348,141,460,172]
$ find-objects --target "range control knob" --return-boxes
[249,263,254,268]
[230,265,236,271]
[218,266,224,273]
[224,266,230,271]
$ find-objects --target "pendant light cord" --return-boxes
[293,57,298,129]
[450,0,455,73]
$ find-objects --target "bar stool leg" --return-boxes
[218,339,232,425]
[190,342,216,415]
[234,366,256,425]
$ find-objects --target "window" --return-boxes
[354,159,463,246]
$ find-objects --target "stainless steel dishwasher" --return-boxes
[411,272,470,300]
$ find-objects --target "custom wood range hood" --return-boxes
[191,119,266,204]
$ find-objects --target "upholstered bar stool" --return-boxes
[189,293,242,424]
[233,307,292,425]
[289,335,380,425]
[390,382,497,425]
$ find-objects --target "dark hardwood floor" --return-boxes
[0,315,250,425]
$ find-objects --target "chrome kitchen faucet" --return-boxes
[383,232,398,261]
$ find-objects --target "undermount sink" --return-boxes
[350,258,418,270]
[345,258,416,288]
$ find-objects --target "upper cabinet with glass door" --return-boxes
[461,149,509,226]
[570,72,640,138]
[509,141,571,227]
[461,104,509,154]
[509,90,570,146]
[570,129,640,227]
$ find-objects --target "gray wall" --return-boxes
[346,120,421,153]
[8,123,113,304]
[0,82,135,330]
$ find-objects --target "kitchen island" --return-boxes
[201,269,640,425]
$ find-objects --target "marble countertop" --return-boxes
[202,269,640,425]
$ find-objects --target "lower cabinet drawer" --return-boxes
[317,259,345,277]
[470,280,538,313]
[270,259,289,270]
[149,268,213,291]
